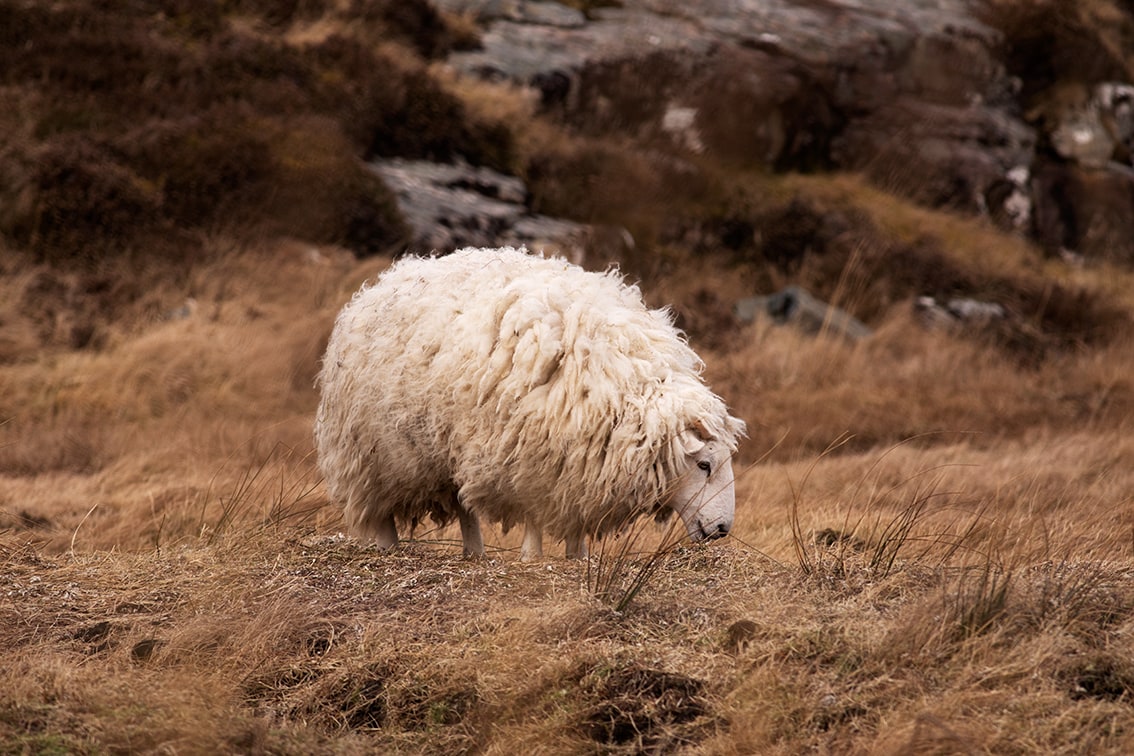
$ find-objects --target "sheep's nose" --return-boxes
[699,520,730,541]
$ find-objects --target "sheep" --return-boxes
[314,246,746,559]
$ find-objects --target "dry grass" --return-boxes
[4,208,1134,752]
[0,239,369,553]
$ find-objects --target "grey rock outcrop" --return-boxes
[371,158,590,260]
[443,1,1032,207]
[435,0,585,28]
[433,0,1134,264]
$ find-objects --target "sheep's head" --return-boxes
[668,423,739,542]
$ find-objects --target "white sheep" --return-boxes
[314,246,746,559]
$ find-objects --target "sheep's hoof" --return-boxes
[521,524,543,562]
[565,535,588,559]
[371,516,398,550]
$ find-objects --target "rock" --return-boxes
[436,0,1134,263]
[445,0,1029,185]
[162,298,198,321]
[448,7,712,110]
[1050,82,1134,168]
[735,286,872,343]
[433,0,586,28]
[832,99,1035,213]
[1022,82,1134,264]
[914,296,1007,331]
[370,158,590,260]
[985,165,1032,232]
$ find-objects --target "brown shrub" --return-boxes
[221,0,332,27]
[5,109,406,262]
[0,4,177,102]
[255,117,408,253]
[13,137,164,262]
[308,35,514,169]
[525,139,711,269]
[346,0,462,59]
[982,0,1134,102]
[125,110,276,231]
[0,0,508,263]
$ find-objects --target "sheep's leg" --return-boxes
[565,533,588,559]
[457,507,485,558]
[372,515,398,550]
[521,521,543,562]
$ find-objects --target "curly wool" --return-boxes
[315,246,745,542]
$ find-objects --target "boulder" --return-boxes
[371,158,590,260]
[914,296,1007,331]
[736,286,872,343]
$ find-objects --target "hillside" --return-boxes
[3,0,1134,753]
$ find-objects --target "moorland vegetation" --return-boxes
[2,1,1134,752]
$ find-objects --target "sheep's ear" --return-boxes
[677,428,705,457]
[691,418,711,441]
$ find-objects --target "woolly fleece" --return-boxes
[315,246,746,543]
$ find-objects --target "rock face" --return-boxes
[434,0,1134,264]
[371,158,590,260]
[444,1,1028,199]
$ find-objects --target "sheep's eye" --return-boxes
[697,460,711,474]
